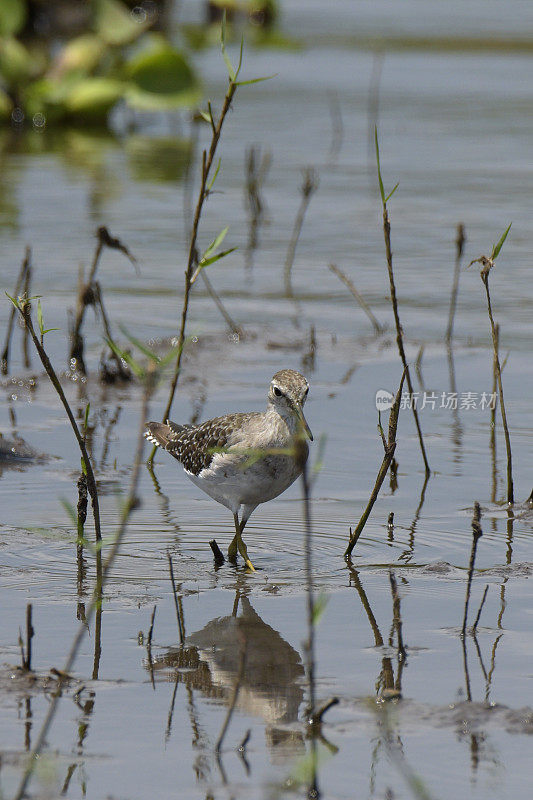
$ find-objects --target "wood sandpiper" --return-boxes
[145,369,312,571]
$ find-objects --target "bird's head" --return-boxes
[268,369,313,441]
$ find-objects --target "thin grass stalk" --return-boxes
[22,258,32,368]
[301,456,316,721]
[1,246,31,374]
[481,271,513,503]
[94,283,131,380]
[167,552,185,645]
[70,235,104,373]
[13,375,153,800]
[200,269,242,337]
[76,473,88,603]
[327,89,343,161]
[389,570,407,663]
[284,168,319,297]
[381,204,430,476]
[378,704,436,800]
[70,226,138,373]
[445,223,466,343]
[19,604,33,671]
[15,303,100,554]
[375,130,430,476]
[461,502,483,637]
[16,301,102,546]
[472,584,489,633]
[150,84,238,464]
[92,601,102,681]
[328,263,384,334]
[147,604,157,690]
[490,323,499,503]
[244,145,271,267]
[300,452,320,800]
[344,369,406,558]
[367,51,384,171]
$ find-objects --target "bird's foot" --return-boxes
[237,534,256,572]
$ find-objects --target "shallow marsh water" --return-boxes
[1,1,533,798]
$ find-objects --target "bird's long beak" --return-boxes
[296,405,313,441]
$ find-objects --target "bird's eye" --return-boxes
[273,386,283,397]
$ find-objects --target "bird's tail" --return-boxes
[144,420,190,449]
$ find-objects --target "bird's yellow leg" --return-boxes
[228,535,238,561]
[237,532,255,572]
[228,514,240,562]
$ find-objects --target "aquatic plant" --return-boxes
[468,224,514,504]
[375,126,430,477]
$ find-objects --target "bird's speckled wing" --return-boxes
[145,413,261,476]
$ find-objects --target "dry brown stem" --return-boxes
[328,263,384,334]
[461,502,483,637]
[284,168,319,296]
[344,369,406,558]
[382,205,430,476]
[445,223,466,343]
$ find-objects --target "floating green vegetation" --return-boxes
[0,0,202,127]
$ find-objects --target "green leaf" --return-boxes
[289,742,332,788]
[0,0,27,36]
[63,78,124,122]
[37,299,44,334]
[0,36,35,86]
[105,337,144,378]
[5,291,20,310]
[83,403,91,436]
[311,591,328,626]
[220,11,235,81]
[190,226,235,284]
[158,342,182,368]
[198,109,212,124]
[206,158,221,191]
[199,247,236,269]
[385,182,399,203]
[202,226,229,262]
[234,35,244,80]
[95,0,148,46]
[311,433,327,476]
[234,74,276,86]
[81,456,87,476]
[51,34,106,78]
[0,86,13,119]
[60,499,77,525]
[118,325,160,363]
[125,44,201,111]
[491,223,512,261]
[190,247,236,282]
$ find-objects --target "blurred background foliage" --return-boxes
[0,0,280,128]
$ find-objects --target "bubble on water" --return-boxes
[11,107,24,125]
[32,112,46,129]
[131,6,147,23]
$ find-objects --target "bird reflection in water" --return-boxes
[148,590,306,760]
